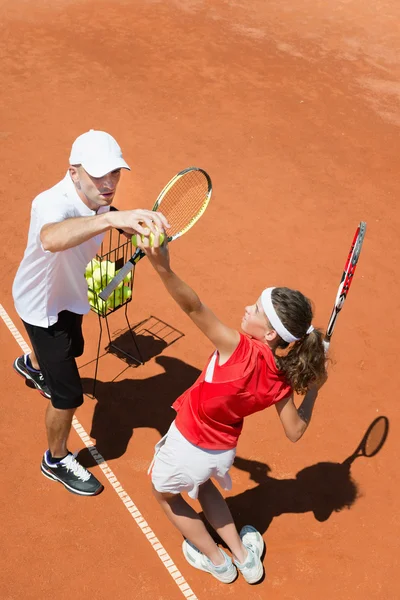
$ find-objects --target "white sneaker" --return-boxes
[182,539,237,584]
[234,525,265,584]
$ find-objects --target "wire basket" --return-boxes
[85,229,134,317]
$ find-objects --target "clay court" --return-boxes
[1,1,399,598]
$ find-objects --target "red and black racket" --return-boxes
[324,221,367,352]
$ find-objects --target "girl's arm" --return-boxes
[139,237,240,363]
[275,386,319,443]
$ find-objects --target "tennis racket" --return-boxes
[323,221,366,352]
[99,167,212,301]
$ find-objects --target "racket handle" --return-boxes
[98,261,133,301]
[323,339,330,355]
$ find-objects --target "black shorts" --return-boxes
[22,310,84,410]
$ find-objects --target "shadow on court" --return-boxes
[224,457,359,534]
[77,355,201,466]
[105,316,185,365]
[80,316,186,398]
[206,416,390,539]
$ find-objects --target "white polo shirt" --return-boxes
[12,172,110,327]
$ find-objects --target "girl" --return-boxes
[139,234,327,585]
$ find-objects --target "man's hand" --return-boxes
[107,209,170,236]
[40,209,170,253]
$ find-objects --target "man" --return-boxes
[12,129,168,496]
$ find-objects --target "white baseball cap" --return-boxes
[69,129,131,177]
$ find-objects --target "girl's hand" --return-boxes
[136,230,171,273]
[308,367,328,392]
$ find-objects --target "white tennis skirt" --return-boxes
[149,420,236,500]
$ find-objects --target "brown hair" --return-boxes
[270,287,326,394]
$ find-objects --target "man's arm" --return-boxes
[40,209,169,253]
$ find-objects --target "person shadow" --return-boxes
[77,354,201,467]
[205,416,390,540]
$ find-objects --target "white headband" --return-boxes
[260,287,314,343]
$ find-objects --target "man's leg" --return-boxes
[21,312,103,496]
[40,386,103,496]
[45,404,76,459]
[13,327,51,398]
[28,350,40,371]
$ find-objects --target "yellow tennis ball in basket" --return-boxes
[107,287,122,310]
[122,287,132,301]
[86,277,96,292]
[100,261,115,286]
[95,297,108,316]
[132,230,165,247]
[85,258,100,278]
[91,268,103,291]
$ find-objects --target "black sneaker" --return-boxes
[13,354,51,399]
[41,451,104,496]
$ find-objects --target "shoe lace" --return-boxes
[62,454,91,482]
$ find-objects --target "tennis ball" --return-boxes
[122,287,132,301]
[123,272,132,283]
[132,231,165,247]
[85,258,100,278]
[100,261,116,286]
[108,288,122,310]
[86,277,96,292]
[92,268,103,291]
[94,297,108,315]
[88,290,95,303]
[101,260,115,276]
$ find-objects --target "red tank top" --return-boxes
[173,334,292,450]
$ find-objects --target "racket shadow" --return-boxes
[206,416,390,540]
[77,355,201,466]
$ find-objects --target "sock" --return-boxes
[25,354,41,373]
[210,549,228,569]
[235,549,250,566]
[47,451,69,464]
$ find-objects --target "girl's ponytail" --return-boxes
[266,287,327,394]
[275,327,326,394]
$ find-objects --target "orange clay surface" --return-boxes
[1,1,399,599]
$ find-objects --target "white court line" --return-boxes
[0,303,198,600]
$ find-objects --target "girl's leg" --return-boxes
[197,479,247,563]
[152,485,225,566]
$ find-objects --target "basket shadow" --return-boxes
[105,329,168,365]
[106,315,185,365]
